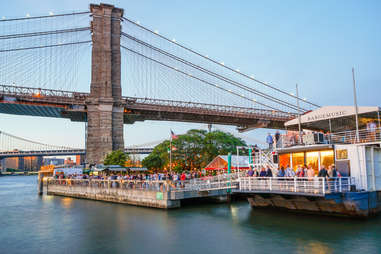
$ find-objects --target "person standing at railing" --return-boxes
[259,167,267,177]
[247,167,254,177]
[266,133,274,150]
[328,164,338,192]
[285,165,295,178]
[306,165,315,180]
[277,166,285,177]
[296,165,305,177]
[367,121,377,142]
[265,166,273,177]
[318,166,328,178]
[275,131,281,148]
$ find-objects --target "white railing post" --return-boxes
[294,177,297,192]
[249,177,252,191]
[269,178,272,191]
[322,178,326,195]
[339,177,342,192]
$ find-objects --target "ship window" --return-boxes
[320,150,334,169]
[291,152,304,170]
[306,151,319,174]
[279,153,290,169]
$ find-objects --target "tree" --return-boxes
[142,153,163,171]
[104,150,129,167]
[142,129,247,171]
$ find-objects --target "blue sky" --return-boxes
[1,0,380,149]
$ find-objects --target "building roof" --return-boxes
[285,106,381,131]
[205,155,250,170]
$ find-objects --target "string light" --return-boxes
[26,13,30,18]
[49,11,54,16]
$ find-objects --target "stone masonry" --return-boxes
[86,4,125,164]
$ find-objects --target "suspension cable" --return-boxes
[122,16,319,108]
[0,11,90,23]
[0,41,91,53]
[0,27,90,40]
[121,45,291,114]
[121,32,306,112]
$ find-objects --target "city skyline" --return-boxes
[0,0,380,149]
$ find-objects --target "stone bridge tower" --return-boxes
[86,4,124,164]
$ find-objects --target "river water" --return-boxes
[1,176,381,254]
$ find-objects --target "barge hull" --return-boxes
[247,191,381,217]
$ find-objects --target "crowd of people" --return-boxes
[246,164,341,179]
[53,170,219,182]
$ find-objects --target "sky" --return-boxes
[0,0,380,149]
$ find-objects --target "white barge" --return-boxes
[243,106,381,217]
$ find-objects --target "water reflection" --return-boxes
[60,197,74,209]
[297,241,333,254]
[1,176,381,254]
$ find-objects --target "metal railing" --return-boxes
[47,178,173,192]
[238,177,355,196]
[124,96,296,121]
[0,84,88,100]
[276,127,381,149]
[330,127,381,144]
[47,173,243,193]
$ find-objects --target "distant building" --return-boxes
[44,157,65,166]
[2,156,43,171]
[64,157,75,166]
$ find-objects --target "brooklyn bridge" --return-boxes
[0,3,318,164]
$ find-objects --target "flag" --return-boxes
[170,130,178,140]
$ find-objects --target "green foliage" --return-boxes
[104,150,129,167]
[142,153,163,171]
[173,164,183,173]
[142,129,246,171]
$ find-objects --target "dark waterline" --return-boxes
[1,176,381,254]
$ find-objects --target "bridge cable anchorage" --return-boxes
[0,11,90,23]
[121,32,306,112]
[121,16,320,108]
[121,45,293,114]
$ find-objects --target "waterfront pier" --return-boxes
[44,174,240,209]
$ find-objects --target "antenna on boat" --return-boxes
[352,67,360,143]
[296,84,302,144]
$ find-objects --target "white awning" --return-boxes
[285,106,380,127]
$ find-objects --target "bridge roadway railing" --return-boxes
[124,96,296,121]
[237,176,355,196]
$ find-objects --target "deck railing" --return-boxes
[277,127,381,149]
[238,177,355,196]
[46,174,242,193]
